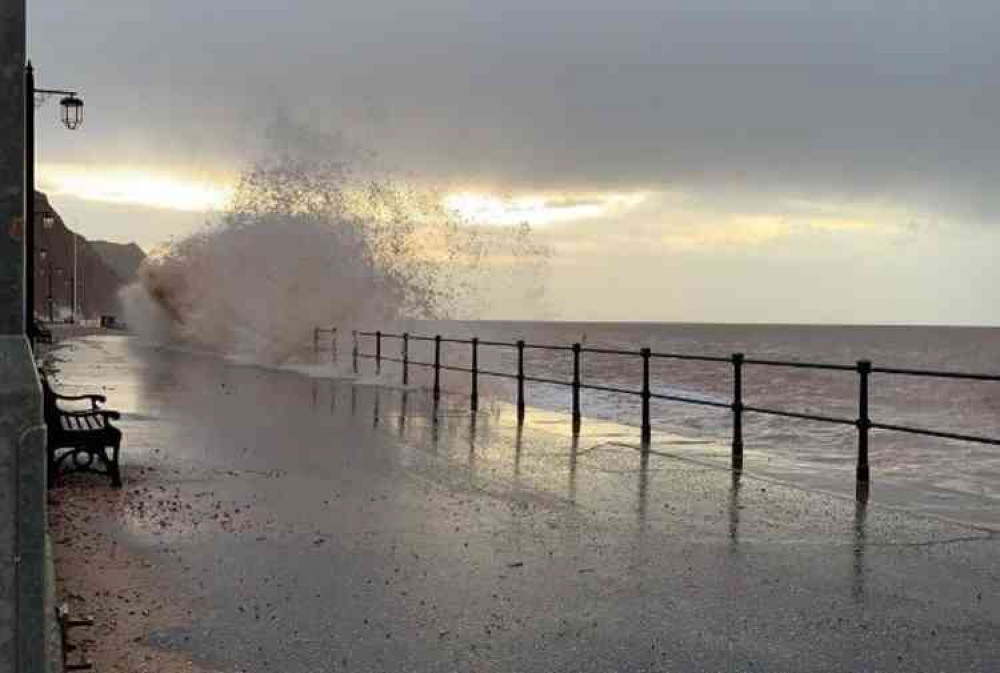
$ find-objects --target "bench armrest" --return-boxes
[63,409,121,421]
[55,393,106,408]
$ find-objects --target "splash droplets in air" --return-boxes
[127,125,549,364]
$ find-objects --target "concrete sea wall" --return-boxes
[1,1,52,671]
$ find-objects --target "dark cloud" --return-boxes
[30,1,1000,221]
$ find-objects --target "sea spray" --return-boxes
[125,126,549,366]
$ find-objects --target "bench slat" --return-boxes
[58,413,109,433]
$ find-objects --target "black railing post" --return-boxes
[313,327,319,362]
[640,348,652,447]
[375,330,382,375]
[433,335,442,402]
[731,353,744,470]
[471,337,479,412]
[572,343,582,435]
[352,330,358,375]
[399,391,408,437]
[402,333,409,386]
[516,340,526,425]
[856,360,872,494]
[331,328,338,363]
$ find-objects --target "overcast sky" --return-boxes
[28,0,1000,324]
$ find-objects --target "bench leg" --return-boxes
[47,433,123,488]
[106,435,122,488]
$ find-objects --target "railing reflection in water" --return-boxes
[332,327,1000,501]
[314,380,872,602]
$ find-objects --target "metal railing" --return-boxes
[313,326,338,363]
[337,328,1000,493]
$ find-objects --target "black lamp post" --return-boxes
[38,247,62,323]
[25,61,83,341]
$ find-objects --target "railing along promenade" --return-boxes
[314,326,1000,496]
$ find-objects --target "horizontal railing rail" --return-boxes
[337,327,1000,494]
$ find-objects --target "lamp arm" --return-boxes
[34,87,78,96]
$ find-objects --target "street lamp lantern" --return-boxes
[59,94,84,129]
[42,212,55,229]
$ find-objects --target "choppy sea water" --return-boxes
[358,321,1000,526]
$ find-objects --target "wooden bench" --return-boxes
[40,371,123,487]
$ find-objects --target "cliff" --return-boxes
[90,241,145,284]
[33,192,146,321]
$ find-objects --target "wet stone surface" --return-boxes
[46,335,1000,672]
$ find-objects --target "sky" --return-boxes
[28,0,1000,324]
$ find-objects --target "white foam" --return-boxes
[121,124,549,367]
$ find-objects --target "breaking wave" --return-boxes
[124,123,549,364]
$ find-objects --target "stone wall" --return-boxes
[0,340,47,673]
[1,2,50,672]
[0,1,24,334]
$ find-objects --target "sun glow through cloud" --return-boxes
[35,163,899,250]
[38,163,651,232]
[444,191,647,226]
[39,163,234,212]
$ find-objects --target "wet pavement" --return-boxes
[46,335,1000,672]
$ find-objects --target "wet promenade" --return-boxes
[48,335,999,672]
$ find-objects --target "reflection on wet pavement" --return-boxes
[46,336,1000,673]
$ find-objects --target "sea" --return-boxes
[354,321,1000,527]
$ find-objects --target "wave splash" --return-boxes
[125,127,548,364]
